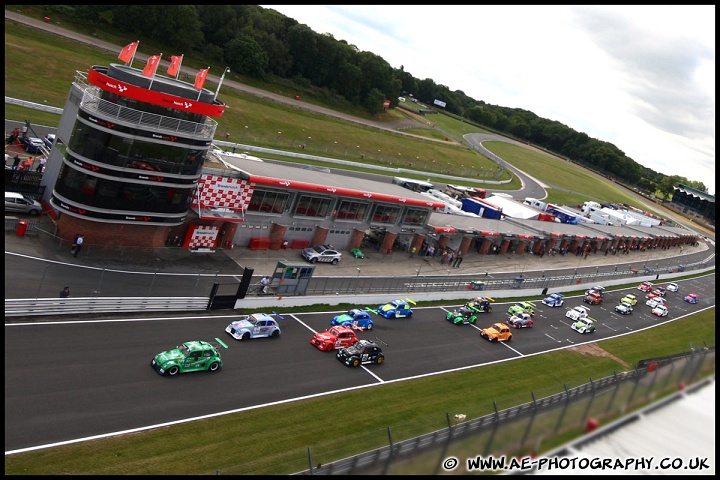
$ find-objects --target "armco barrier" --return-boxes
[5,297,210,317]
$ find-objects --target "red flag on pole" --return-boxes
[143,54,162,78]
[167,55,182,77]
[118,41,139,63]
[194,68,209,90]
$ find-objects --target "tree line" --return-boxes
[55,5,708,197]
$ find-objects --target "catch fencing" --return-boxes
[204,347,715,474]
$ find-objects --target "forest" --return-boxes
[46,5,708,197]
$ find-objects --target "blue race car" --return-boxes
[541,293,565,307]
[370,298,416,319]
[330,308,374,330]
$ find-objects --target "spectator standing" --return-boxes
[36,156,47,172]
[259,276,270,294]
[59,286,70,298]
[4,151,9,167]
[72,234,84,257]
[12,154,21,170]
[453,251,463,267]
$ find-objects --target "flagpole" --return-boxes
[176,54,184,80]
[213,67,230,102]
[148,53,162,91]
[129,40,139,69]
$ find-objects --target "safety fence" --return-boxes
[204,347,715,474]
[5,297,210,317]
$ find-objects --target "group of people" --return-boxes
[412,243,464,268]
[5,152,46,172]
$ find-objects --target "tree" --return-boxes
[658,175,684,199]
[226,34,269,77]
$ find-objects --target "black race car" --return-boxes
[446,305,480,325]
[336,339,384,367]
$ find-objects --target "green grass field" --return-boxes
[4,13,714,474]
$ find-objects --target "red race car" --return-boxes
[310,326,359,351]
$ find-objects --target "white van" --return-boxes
[5,191,42,215]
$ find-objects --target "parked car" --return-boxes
[666,282,680,293]
[684,293,699,304]
[22,136,45,153]
[566,305,590,321]
[310,325,359,351]
[5,191,42,215]
[506,312,534,329]
[614,302,634,315]
[43,133,56,149]
[331,308,374,330]
[225,312,283,340]
[583,291,603,305]
[638,281,654,292]
[371,298,415,319]
[507,301,536,316]
[571,317,596,334]
[480,323,513,342]
[620,293,638,306]
[541,293,565,307]
[651,305,669,317]
[336,339,384,367]
[301,244,342,264]
[151,340,222,376]
[350,248,365,259]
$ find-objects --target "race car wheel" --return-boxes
[167,366,180,376]
[271,330,280,338]
[366,323,373,330]
[376,355,384,364]
[208,362,220,372]
[241,332,251,340]
[508,335,512,341]
[331,259,339,265]
[351,358,360,367]
[407,311,412,317]
[487,307,492,312]
[394,311,399,318]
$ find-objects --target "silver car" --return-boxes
[5,192,42,215]
[301,244,342,264]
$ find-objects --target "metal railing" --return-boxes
[73,71,218,139]
[5,297,209,317]
[285,347,715,475]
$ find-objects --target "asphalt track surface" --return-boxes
[5,274,714,453]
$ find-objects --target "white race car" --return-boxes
[565,305,590,321]
[225,312,284,340]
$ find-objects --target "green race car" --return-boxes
[507,301,536,316]
[151,340,223,376]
